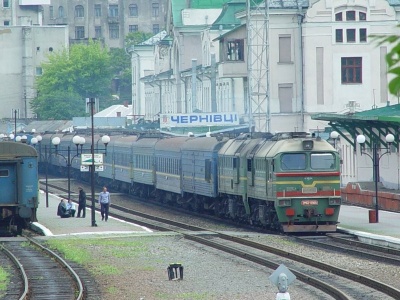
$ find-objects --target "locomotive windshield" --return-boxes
[310,153,335,170]
[280,152,336,170]
[281,153,306,170]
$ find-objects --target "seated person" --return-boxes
[57,199,71,218]
[66,199,76,217]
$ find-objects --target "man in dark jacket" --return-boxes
[77,187,86,218]
[57,199,70,218]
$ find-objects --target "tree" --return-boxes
[31,40,112,120]
[375,29,400,96]
[109,48,131,104]
[125,31,153,49]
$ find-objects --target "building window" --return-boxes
[279,36,291,63]
[129,25,138,32]
[226,39,244,61]
[3,20,9,26]
[278,84,293,113]
[95,26,102,38]
[152,3,159,17]
[359,12,366,21]
[3,0,9,8]
[360,28,367,42]
[49,6,54,19]
[335,29,343,43]
[129,4,138,17]
[341,57,362,84]
[36,67,43,76]
[58,6,65,18]
[346,11,355,21]
[109,24,119,39]
[95,4,101,17]
[153,24,160,34]
[75,26,85,39]
[335,12,342,21]
[346,29,356,42]
[75,5,84,18]
[109,5,118,17]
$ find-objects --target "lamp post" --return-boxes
[51,136,85,201]
[356,133,395,223]
[87,97,110,227]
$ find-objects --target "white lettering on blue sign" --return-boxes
[161,112,239,127]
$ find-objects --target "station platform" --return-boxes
[338,205,400,249]
[31,190,400,250]
[31,190,152,237]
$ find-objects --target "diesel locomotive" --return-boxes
[0,141,39,234]
[39,131,341,233]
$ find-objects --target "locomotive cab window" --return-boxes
[281,153,306,170]
[311,153,335,170]
[0,169,8,177]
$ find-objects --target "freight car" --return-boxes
[0,141,39,234]
[38,131,341,233]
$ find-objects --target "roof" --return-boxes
[139,30,168,46]
[171,0,231,27]
[23,120,74,133]
[312,104,400,148]
[94,105,133,118]
[211,1,246,30]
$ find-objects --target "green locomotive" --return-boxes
[218,132,341,233]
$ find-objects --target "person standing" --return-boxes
[98,186,111,221]
[77,187,86,218]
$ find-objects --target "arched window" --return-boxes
[75,5,84,18]
[58,6,64,18]
[129,4,138,17]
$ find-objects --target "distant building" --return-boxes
[0,0,68,120]
[41,0,168,48]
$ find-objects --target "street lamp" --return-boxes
[51,136,85,201]
[356,133,395,223]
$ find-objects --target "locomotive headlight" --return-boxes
[302,140,314,150]
[278,199,291,207]
[329,198,341,205]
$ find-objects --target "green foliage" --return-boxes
[373,28,400,96]
[109,48,132,102]
[125,31,153,49]
[32,40,112,120]
[0,267,9,291]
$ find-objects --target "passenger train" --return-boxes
[0,141,39,234]
[38,131,341,233]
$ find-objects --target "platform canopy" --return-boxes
[312,104,400,149]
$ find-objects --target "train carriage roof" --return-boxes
[111,135,138,147]
[180,136,228,152]
[219,137,264,157]
[253,138,335,158]
[0,142,37,158]
[155,137,191,152]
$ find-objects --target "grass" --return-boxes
[45,236,153,276]
[0,267,9,291]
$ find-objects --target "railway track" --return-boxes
[0,236,84,300]
[40,179,400,299]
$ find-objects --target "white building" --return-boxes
[130,0,400,133]
[0,0,68,120]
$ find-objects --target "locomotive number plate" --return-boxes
[302,187,317,194]
[301,200,319,206]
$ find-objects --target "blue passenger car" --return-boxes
[0,142,38,233]
[181,137,227,209]
[155,137,190,198]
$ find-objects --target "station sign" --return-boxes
[81,153,103,165]
[160,112,239,128]
[80,165,104,172]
